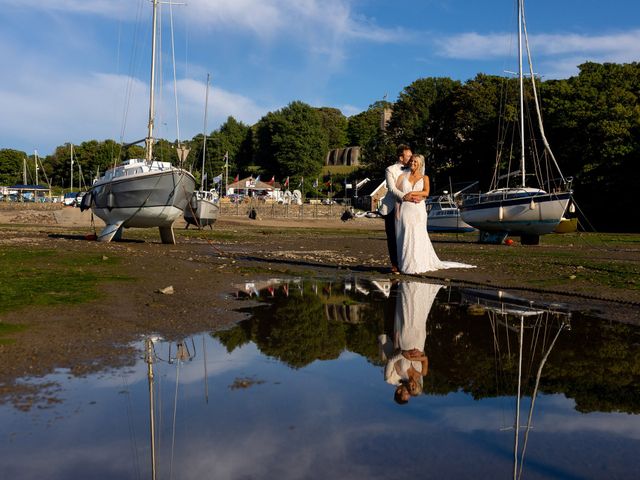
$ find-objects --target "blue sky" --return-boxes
[1,0,638,155]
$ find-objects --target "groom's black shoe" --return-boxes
[391,266,400,275]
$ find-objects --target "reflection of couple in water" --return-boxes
[379,281,442,404]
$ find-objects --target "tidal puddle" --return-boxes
[2,277,640,479]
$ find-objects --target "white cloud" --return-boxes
[187,0,405,43]
[0,65,269,155]
[436,32,511,59]
[176,78,267,129]
[439,395,640,440]
[339,104,363,117]
[532,30,640,57]
[435,29,640,75]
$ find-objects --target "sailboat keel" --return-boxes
[159,226,176,244]
[98,223,124,243]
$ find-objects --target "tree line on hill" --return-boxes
[0,61,637,231]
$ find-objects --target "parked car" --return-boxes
[74,192,86,207]
[63,192,79,206]
[228,193,245,203]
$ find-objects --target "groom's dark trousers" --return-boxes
[383,211,398,269]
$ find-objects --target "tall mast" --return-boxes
[146,0,159,162]
[518,0,526,187]
[70,144,74,192]
[34,150,39,185]
[201,74,210,191]
[224,152,229,197]
[23,157,27,184]
[145,338,157,480]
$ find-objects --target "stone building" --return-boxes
[325,146,361,166]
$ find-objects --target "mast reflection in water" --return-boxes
[2,277,640,480]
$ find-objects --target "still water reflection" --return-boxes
[2,277,640,479]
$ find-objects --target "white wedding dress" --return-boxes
[395,176,475,274]
[383,282,442,386]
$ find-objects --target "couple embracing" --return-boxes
[379,144,474,275]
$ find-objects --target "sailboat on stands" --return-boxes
[184,74,220,229]
[80,0,195,244]
[460,0,572,245]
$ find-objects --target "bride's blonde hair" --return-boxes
[411,154,425,175]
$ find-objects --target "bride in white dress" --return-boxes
[395,154,475,274]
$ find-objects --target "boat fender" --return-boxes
[107,192,115,210]
[79,191,93,211]
[498,205,504,221]
[190,194,198,211]
[569,203,576,213]
[530,198,536,210]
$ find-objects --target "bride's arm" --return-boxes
[411,175,431,199]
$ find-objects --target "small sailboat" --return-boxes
[460,0,572,245]
[184,74,220,229]
[426,192,476,233]
[81,0,195,243]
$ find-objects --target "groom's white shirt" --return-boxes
[378,162,406,216]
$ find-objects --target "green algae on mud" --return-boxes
[0,247,130,314]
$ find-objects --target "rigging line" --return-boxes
[154,2,164,157]
[571,199,599,234]
[169,359,181,480]
[517,321,566,480]
[513,315,524,480]
[521,0,566,184]
[169,0,182,144]
[122,373,142,480]
[489,313,509,429]
[120,0,147,155]
[156,356,165,473]
[203,335,209,404]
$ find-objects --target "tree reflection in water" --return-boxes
[218,278,389,368]
[217,277,640,415]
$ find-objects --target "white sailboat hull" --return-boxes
[460,191,571,235]
[428,209,476,233]
[84,161,195,242]
[184,193,220,228]
[80,1,196,244]
[426,195,476,233]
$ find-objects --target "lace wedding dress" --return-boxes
[395,176,475,274]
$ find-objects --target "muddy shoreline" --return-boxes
[1,204,638,408]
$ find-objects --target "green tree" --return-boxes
[347,101,389,149]
[387,77,461,161]
[316,107,348,150]
[189,116,252,186]
[0,149,27,185]
[447,74,517,189]
[542,62,640,230]
[254,101,328,188]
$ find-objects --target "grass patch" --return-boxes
[0,247,130,314]
[0,322,28,344]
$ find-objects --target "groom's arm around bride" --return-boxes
[378,144,413,273]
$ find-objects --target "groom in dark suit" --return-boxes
[378,144,413,274]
